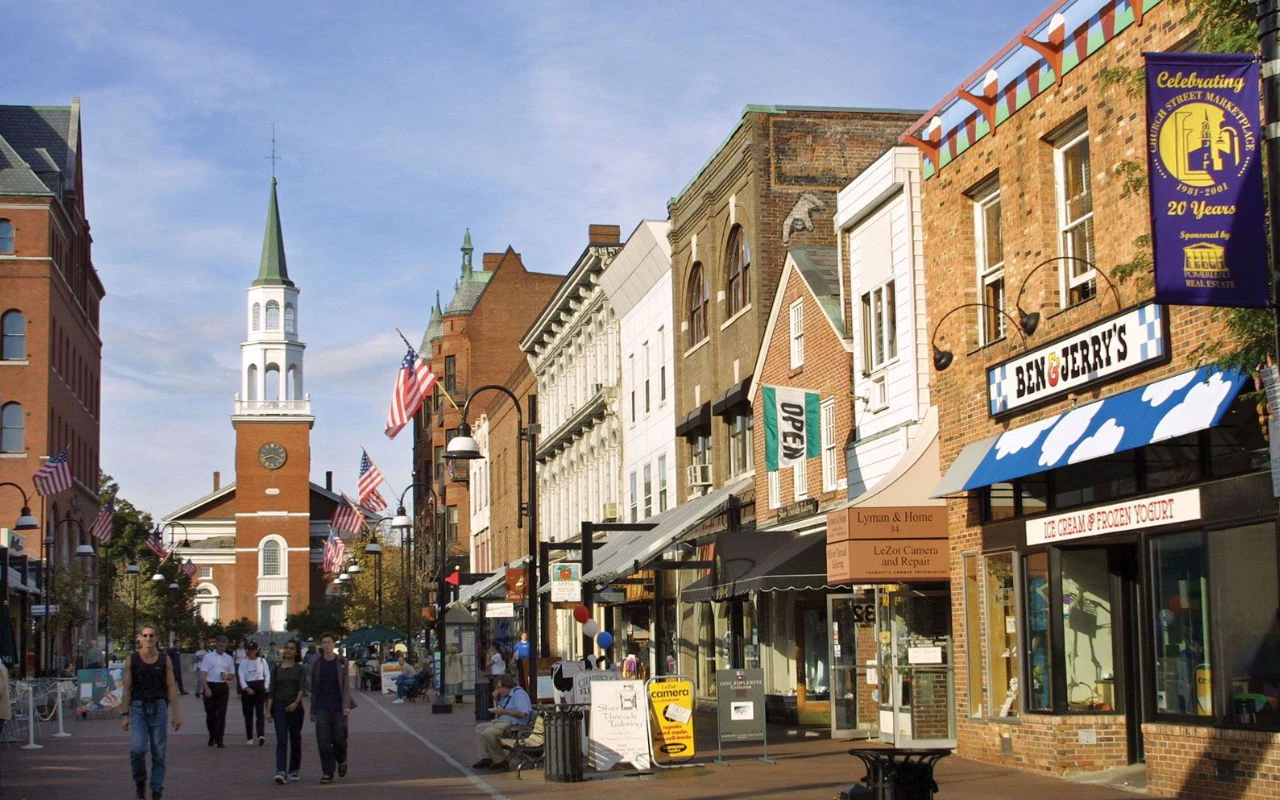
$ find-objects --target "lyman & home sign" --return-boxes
[986,303,1168,416]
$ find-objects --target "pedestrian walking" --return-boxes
[238,641,270,745]
[121,624,182,800]
[0,657,11,794]
[309,633,356,784]
[267,639,306,784]
[166,645,188,695]
[200,635,235,748]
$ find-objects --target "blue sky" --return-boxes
[5,0,1036,518]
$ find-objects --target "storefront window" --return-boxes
[986,553,1020,718]
[698,601,715,696]
[963,555,984,716]
[1024,552,1053,711]
[1061,549,1115,711]
[985,484,1015,522]
[1151,532,1211,717]
[1144,432,1203,489]
[1209,523,1280,729]
[1054,451,1136,508]
[1209,398,1268,478]
[764,593,794,696]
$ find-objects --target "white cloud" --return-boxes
[1068,418,1126,464]
[1141,370,1197,408]
[1151,372,1236,442]
[994,417,1057,460]
[1039,403,1102,467]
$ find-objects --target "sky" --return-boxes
[4,0,1038,519]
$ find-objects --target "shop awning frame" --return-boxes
[682,530,839,603]
[581,478,751,584]
[456,556,530,606]
[933,366,1246,497]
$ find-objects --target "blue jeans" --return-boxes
[395,674,418,699]
[129,700,168,793]
[313,709,347,778]
[272,703,304,774]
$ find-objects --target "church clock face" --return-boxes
[258,441,288,470]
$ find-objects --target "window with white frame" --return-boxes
[199,566,213,580]
[629,471,638,522]
[643,341,651,414]
[261,540,281,576]
[975,183,1006,345]
[657,455,668,512]
[727,413,752,476]
[789,300,804,369]
[1055,122,1096,305]
[860,281,897,372]
[658,327,667,402]
[643,464,653,519]
[768,470,781,509]
[629,354,636,424]
[793,461,808,501]
[821,398,838,492]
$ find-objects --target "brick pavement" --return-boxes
[6,687,1170,800]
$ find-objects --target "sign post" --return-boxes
[714,668,772,765]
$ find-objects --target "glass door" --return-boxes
[828,592,877,739]
[882,589,956,747]
[795,602,831,725]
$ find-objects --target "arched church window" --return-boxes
[265,301,280,329]
[284,303,296,333]
[246,364,259,402]
[252,303,261,331]
[262,540,281,576]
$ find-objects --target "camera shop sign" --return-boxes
[986,304,1167,416]
[1025,488,1201,546]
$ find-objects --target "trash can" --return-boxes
[540,703,586,783]
[475,681,493,721]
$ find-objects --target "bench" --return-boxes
[500,712,545,779]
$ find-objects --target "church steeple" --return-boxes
[460,228,473,279]
[254,177,294,287]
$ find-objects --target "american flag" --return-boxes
[385,346,437,440]
[144,530,170,560]
[357,450,388,512]
[329,493,364,535]
[322,531,346,575]
[90,496,115,542]
[180,558,198,579]
[33,451,72,496]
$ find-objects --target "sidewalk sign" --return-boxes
[76,667,124,719]
[646,675,695,765]
[380,662,402,694]
[587,678,651,771]
[714,667,773,764]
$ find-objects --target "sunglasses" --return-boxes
[139,634,156,638]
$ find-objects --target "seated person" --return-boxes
[472,674,532,770]
[392,656,426,703]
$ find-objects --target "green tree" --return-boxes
[286,596,347,642]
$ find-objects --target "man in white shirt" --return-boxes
[199,636,235,748]
[237,641,271,746]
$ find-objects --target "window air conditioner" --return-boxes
[602,502,619,522]
[685,463,712,487]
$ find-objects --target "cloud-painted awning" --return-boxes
[934,366,1246,496]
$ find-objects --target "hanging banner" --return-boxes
[762,385,820,471]
[1145,53,1267,307]
[549,562,582,603]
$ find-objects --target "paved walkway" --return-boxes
[5,687,1168,799]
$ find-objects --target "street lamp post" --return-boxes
[0,483,39,676]
[390,483,438,661]
[445,387,539,696]
[365,527,384,626]
[44,513,95,674]
[126,553,140,648]
[390,481,451,713]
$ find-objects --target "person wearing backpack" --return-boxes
[267,639,307,784]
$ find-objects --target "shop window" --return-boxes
[698,601,716,695]
[1208,396,1268,478]
[986,553,1020,718]
[985,483,1016,522]
[1053,451,1136,509]
[1210,523,1280,729]
[963,555,984,717]
[1024,552,1053,712]
[1151,532,1211,718]
[1144,432,1204,489]
[1061,549,1116,712]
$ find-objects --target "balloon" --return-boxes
[573,605,591,623]
[583,619,600,637]
[597,631,614,649]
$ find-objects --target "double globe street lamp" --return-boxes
[0,483,38,675]
[45,511,96,673]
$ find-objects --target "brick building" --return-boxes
[0,99,104,674]
[913,1,1280,797]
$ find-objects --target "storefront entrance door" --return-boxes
[795,602,831,725]
[828,592,877,739]
[877,588,955,747]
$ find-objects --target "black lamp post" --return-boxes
[0,483,38,675]
[445,386,539,696]
[364,528,383,626]
[390,481,452,712]
[390,483,438,661]
[126,552,140,648]
[44,513,95,674]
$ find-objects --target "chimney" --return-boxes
[213,471,220,491]
[325,471,333,491]
[482,253,502,272]
[588,224,620,244]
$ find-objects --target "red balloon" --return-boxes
[573,605,591,623]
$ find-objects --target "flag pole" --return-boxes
[394,328,459,410]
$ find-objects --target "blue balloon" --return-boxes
[596,631,614,649]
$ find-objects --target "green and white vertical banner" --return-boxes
[762,385,820,472]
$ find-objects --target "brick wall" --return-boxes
[1145,723,1280,799]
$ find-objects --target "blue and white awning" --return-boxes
[934,366,1246,496]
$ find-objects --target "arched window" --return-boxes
[0,220,12,254]
[265,301,280,329]
[264,363,280,402]
[251,303,261,331]
[687,262,709,344]
[246,364,259,402]
[1,310,25,360]
[0,402,23,452]
[261,540,281,576]
[284,303,296,333]
[725,225,750,315]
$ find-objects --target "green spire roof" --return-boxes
[460,228,474,277]
[254,177,294,287]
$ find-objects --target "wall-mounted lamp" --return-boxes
[931,301,1028,372]
[1014,256,1123,337]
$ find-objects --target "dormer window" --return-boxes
[265,300,280,329]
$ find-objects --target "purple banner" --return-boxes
[1145,53,1267,307]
